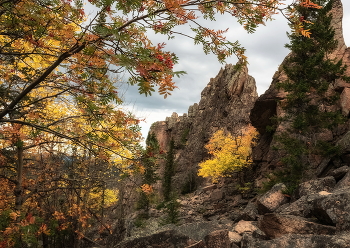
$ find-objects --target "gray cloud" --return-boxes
[121,2,350,140]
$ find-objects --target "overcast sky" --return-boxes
[119,1,350,141]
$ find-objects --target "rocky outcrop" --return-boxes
[149,63,258,194]
[118,1,350,247]
[118,165,350,248]
[250,0,350,183]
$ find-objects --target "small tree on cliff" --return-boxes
[198,126,258,183]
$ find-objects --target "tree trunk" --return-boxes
[14,145,24,211]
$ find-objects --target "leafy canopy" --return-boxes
[198,126,258,183]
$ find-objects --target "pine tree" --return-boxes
[137,132,160,210]
[279,0,348,132]
[270,0,350,193]
[163,139,175,202]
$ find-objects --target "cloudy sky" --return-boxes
[119,1,350,141]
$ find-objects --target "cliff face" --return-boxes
[250,0,350,186]
[149,64,258,192]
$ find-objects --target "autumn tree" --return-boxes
[198,126,258,183]
[0,0,324,246]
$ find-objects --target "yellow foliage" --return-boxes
[88,188,118,208]
[140,184,153,195]
[198,125,258,183]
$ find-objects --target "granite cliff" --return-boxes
[150,64,258,194]
[250,0,350,186]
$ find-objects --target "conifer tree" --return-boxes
[163,139,175,202]
[273,0,350,192]
[137,132,160,210]
[280,0,348,132]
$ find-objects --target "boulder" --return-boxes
[258,213,336,239]
[185,240,207,248]
[228,231,242,246]
[330,166,349,181]
[276,196,311,218]
[209,189,224,202]
[204,229,230,248]
[334,170,350,190]
[233,220,266,240]
[257,183,289,214]
[233,220,258,235]
[174,221,230,242]
[297,176,336,197]
[241,233,350,248]
[235,200,258,221]
[337,131,350,153]
[310,187,350,231]
[115,229,195,248]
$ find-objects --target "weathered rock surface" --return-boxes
[276,195,311,217]
[297,176,336,198]
[310,187,350,231]
[235,200,258,221]
[258,213,336,238]
[334,169,350,189]
[149,63,258,195]
[242,233,350,248]
[115,230,196,248]
[330,165,349,181]
[250,0,350,180]
[257,183,289,214]
[120,167,350,248]
[204,229,230,248]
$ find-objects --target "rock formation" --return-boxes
[149,64,258,194]
[115,1,350,247]
[117,167,350,248]
[250,0,350,184]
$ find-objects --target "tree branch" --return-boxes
[0,41,87,120]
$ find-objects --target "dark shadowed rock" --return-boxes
[230,244,240,248]
[185,240,207,248]
[241,233,350,248]
[334,170,350,189]
[258,213,336,239]
[257,183,289,214]
[235,200,259,222]
[204,229,230,248]
[330,166,349,181]
[310,187,350,231]
[115,229,195,248]
[337,131,350,153]
[276,196,311,218]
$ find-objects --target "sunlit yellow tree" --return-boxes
[198,126,258,183]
